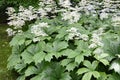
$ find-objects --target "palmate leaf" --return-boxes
[10,34,26,46]
[7,53,21,70]
[98,72,107,80]
[25,66,38,77]
[83,60,99,70]
[30,74,42,80]
[107,73,120,80]
[61,59,73,67]
[45,53,54,62]
[33,51,46,64]
[31,62,72,80]
[75,40,89,50]
[26,44,40,55]
[83,60,93,70]
[60,72,71,80]
[21,51,33,64]
[82,72,92,80]
[55,27,67,40]
[16,75,25,80]
[66,62,77,71]
[91,61,99,70]
[94,55,109,66]
[75,54,84,64]
[14,63,26,73]
[77,68,90,75]
[92,71,100,79]
[53,41,68,52]
[62,49,78,58]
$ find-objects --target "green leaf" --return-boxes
[60,72,71,80]
[27,43,44,55]
[94,54,109,66]
[61,59,73,67]
[25,40,32,46]
[10,34,26,46]
[75,40,89,50]
[92,71,100,79]
[82,72,92,80]
[75,54,84,64]
[45,53,54,62]
[98,72,107,80]
[56,27,67,39]
[21,51,33,64]
[33,51,46,64]
[26,44,35,54]
[37,41,46,51]
[92,61,99,70]
[107,73,120,80]
[83,60,92,69]
[45,43,53,52]
[16,75,25,80]
[63,49,78,58]
[99,53,109,59]
[99,59,109,66]
[53,41,68,51]
[66,62,77,71]
[14,63,26,73]
[31,75,42,80]
[18,39,25,45]
[77,68,90,75]
[25,66,37,77]
[7,53,21,70]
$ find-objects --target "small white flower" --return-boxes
[81,34,89,41]
[67,27,81,40]
[8,19,25,29]
[6,7,15,15]
[31,22,49,37]
[37,8,47,17]
[104,0,111,7]
[68,33,75,40]
[38,22,49,28]
[62,10,80,24]
[6,28,16,36]
[79,0,87,7]
[100,12,108,20]
[59,0,71,8]
[89,43,97,49]
[19,6,24,12]
[67,27,78,33]
[110,61,120,74]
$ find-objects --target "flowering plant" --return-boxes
[7,0,120,80]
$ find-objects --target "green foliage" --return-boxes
[7,0,120,80]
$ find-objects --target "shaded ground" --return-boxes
[0,24,17,80]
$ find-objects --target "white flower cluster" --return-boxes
[112,15,120,26]
[38,0,56,17]
[67,27,88,41]
[6,28,15,36]
[89,28,104,49]
[110,60,120,74]
[59,0,71,8]
[61,10,81,24]
[89,28,105,55]
[6,28,23,36]
[31,22,49,37]
[7,6,37,29]
[6,0,120,36]
[59,0,81,24]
